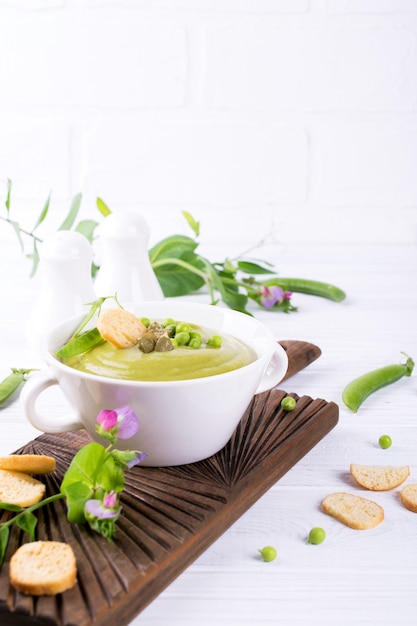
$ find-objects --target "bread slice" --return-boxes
[322,492,384,529]
[10,541,77,596]
[0,469,45,507]
[97,307,147,348]
[350,463,410,491]
[400,483,417,513]
[0,454,56,475]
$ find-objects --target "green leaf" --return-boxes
[237,260,275,275]
[153,255,206,297]
[96,197,111,217]
[75,219,99,242]
[61,480,93,524]
[32,192,51,232]
[58,192,82,230]
[202,260,251,314]
[0,526,9,567]
[182,211,200,237]
[221,286,250,314]
[149,234,199,263]
[5,178,12,212]
[61,443,109,490]
[61,442,125,523]
[0,502,23,512]
[28,239,40,278]
[16,510,38,541]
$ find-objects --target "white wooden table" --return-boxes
[1,242,416,626]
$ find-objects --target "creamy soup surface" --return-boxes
[61,323,257,381]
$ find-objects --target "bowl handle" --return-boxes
[20,370,84,433]
[254,344,289,395]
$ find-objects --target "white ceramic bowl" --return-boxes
[21,301,288,466]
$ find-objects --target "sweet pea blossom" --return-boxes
[258,285,294,310]
[85,490,121,520]
[259,285,284,308]
[97,409,118,430]
[96,405,139,443]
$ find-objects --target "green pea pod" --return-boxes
[265,278,346,302]
[56,327,104,359]
[342,354,415,413]
[0,368,37,405]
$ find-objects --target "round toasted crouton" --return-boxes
[0,469,46,507]
[322,492,384,530]
[97,307,147,348]
[400,483,417,513]
[0,454,56,475]
[350,463,410,491]
[10,541,77,596]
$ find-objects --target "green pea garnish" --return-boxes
[207,335,222,348]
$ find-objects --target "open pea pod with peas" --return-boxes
[342,353,414,413]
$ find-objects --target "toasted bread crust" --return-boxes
[97,307,147,348]
[0,469,45,507]
[10,541,77,596]
[400,483,417,513]
[350,463,410,491]
[0,454,56,475]
[322,491,384,529]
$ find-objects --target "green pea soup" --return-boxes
[60,323,257,382]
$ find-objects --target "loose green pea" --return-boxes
[190,331,202,343]
[140,317,151,328]
[162,318,176,328]
[258,545,277,562]
[378,434,392,449]
[342,354,414,413]
[207,335,222,348]
[281,396,297,411]
[307,527,326,545]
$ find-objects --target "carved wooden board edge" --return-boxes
[0,340,337,626]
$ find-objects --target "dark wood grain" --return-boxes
[0,340,337,626]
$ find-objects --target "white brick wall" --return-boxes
[0,0,416,250]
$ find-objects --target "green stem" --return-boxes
[0,215,43,244]
[1,493,65,530]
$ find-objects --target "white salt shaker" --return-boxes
[94,212,164,303]
[26,230,96,355]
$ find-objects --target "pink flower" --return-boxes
[259,285,284,309]
[97,409,118,431]
[96,405,139,443]
[103,490,118,509]
[85,492,121,520]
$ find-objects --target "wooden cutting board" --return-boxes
[0,340,338,626]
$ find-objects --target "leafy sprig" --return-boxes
[0,406,146,566]
[1,179,346,313]
[0,179,108,277]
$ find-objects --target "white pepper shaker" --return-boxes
[26,230,96,355]
[94,212,164,303]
